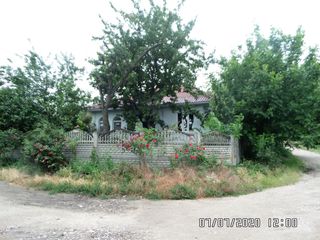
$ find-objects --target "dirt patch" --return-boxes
[0,181,136,213]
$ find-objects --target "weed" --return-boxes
[170,184,197,199]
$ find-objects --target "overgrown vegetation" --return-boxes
[23,122,69,172]
[0,51,91,171]
[0,129,22,166]
[210,27,320,163]
[0,152,304,200]
[121,128,159,167]
[0,1,314,200]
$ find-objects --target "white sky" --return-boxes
[0,0,319,93]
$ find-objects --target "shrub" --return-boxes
[71,160,100,176]
[122,128,159,166]
[252,134,279,164]
[171,143,206,167]
[170,184,197,199]
[0,129,22,166]
[200,155,218,170]
[204,187,224,197]
[23,122,68,173]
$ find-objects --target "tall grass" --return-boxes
[0,154,304,200]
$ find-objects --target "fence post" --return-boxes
[230,135,240,165]
[193,129,201,145]
[93,131,98,148]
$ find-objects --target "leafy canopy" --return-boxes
[0,51,90,132]
[90,0,206,131]
[210,27,320,161]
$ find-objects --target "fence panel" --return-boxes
[98,129,134,144]
[66,130,93,144]
[158,129,196,145]
[64,129,239,165]
[201,132,231,146]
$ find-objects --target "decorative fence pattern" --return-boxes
[64,129,240,166]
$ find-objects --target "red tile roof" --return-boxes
[162,91,209,104]
[89,91,209,111]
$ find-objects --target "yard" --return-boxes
[0,149,318,240]
[0,150,303,200]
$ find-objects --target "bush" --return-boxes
[23,122,68,173]
[71,160,100,176]
[170,184,197,199]
[200,155,218,170]
[171,143,206,167]
[121,128,159,166]
[0,129,22,166]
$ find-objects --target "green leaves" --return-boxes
[91,0,206,130]
[0,51,90,132]
[211,27,320,161]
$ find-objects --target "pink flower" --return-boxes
[152,139,157,143]
[184,149,189,153]
[189,143,193,147]
[190,155,197,160]
[146,143,150,149]
[175,153,179,159]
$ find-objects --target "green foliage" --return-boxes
[204,186,225,197]
[210,27,320,162]
[0,88,40,132]
[171,143,206,167]
[90,148,99,164]
[91,0,206,130]
[1,152,303,199]
[69,158,115,177]
[204,113,243,138]
[0,129,22,166]
[77,112,96,133]
[23,122,68,172]
[170,184,197,199]
[0,51,90,132]
[200,155,218,170]
[122,128,159,166]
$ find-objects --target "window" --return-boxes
[99,117,103,130]
[113,116,122,130]
[189,114,194,131]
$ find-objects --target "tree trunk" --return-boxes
[99,88,111,135]
[102,94,112,133]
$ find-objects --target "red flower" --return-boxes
[189,143,193,147]
[190,155,197,160]
[175,153,179,159]
[184,149,189,153]
[146,143,150,149]
[152,139,157,143]
[203,147,206,150]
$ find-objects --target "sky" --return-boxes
[0,0,319,93]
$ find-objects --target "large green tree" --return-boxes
[90,0,206,131]
[0,51,90,132]
[210,27,320,162]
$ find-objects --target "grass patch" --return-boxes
[0,153,304,200]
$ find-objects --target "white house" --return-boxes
[89,90,209,133]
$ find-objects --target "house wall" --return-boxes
[91,104,207,132]
[92,109,127,131]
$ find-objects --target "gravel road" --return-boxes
[1,149,320,240]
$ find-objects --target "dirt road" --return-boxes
[1,149,320,240]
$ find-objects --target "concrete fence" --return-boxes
[64,129,240,166]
